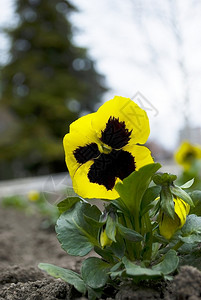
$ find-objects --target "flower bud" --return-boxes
[100,228,113,248]
[159,197,190,239]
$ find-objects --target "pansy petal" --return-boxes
[72,161,120,200]
[63,114,99,178]
[174,197,190,227]
[174,140,201,170]
[123,144,154,170]
[64,132,99,179]
[69,112,96,133]
[195,146,201,158]
[174,141,192,170]
[92,96,150,145]
[63,133,81,178]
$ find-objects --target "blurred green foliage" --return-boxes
[0,0,107,179]
[1,192,59,228]
[1,195,28,210]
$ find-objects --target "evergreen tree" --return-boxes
[0,0,107,179]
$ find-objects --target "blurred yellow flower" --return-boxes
[28,190,40,201]
[63,96,153,199]
[174,140,201,170]
[159,197,190,240]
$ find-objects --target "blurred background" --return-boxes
[0,0,201,181]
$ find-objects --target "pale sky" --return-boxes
[1,0,201,150]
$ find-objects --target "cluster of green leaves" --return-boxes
[39,163,201,299]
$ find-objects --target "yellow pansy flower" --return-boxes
[63,96,153,199]
[174,140,201,170]
[159,197,190,240]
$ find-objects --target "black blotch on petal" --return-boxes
[184,150,196,161]
[74,143,100,164]
[88,149,135,190]
[101,116,132,149]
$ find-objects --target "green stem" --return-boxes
[133,211,140,233]
[130,213,142,260]
[141,213,153,264]
[173,240,184,251]
[122,215,135,261]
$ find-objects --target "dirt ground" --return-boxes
[0,207,201,299]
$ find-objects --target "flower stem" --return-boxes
[123,216,135,261]
[141,213,153,264]
[131,213,142,260]
[173,240,184,251]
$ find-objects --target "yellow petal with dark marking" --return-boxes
[92,96,150,145]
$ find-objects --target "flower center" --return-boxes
[98,143,112,154]
[184,151,195,161]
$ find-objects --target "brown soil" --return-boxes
[0,208,201,299]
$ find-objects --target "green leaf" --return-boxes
[180,233,201,243]
[87,287,103,300]
[84,214,104,228]
[38,263,86,294]
[106,215,116,242]
[122,257,161,279]
[115,163,161,215]
[152,250,179,275]
[81,257,110,289]
[110,269,124,279]
[109,262,124,279]
[189,190,201,216]
[110,261,122,272]
[111,198,130,215]
[181,214,201,234]
[179,214,201,243]
[160,185,175,219]
[141,185,161,216]
[179,250,201,270]
[57,197,81,213]
[94,246,115,263]
[108,233,125,259]
[170,185,194,207]
[180,178,194,189]
[117,223,143,242]
[56,202,101,256]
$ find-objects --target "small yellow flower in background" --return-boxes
[63,96,153,199]
[28,190,40,201]
[174,140,201,171]
[100,228,113,248]
[159,197,190,240]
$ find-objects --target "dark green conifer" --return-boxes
[0,0,107,179]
